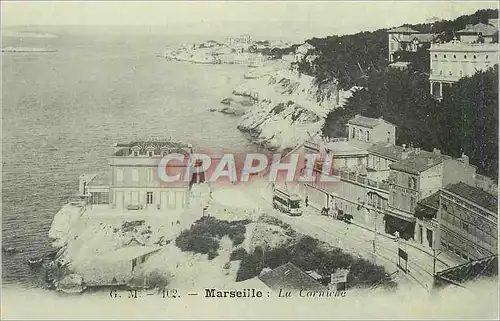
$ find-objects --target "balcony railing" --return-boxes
[326,137,349,143]
[334,168,390,191]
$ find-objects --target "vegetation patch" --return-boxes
[121,220,145,233]
[229,248,248,261]
[236,234,397,290]
[175,217,252,259]
[175,230,220,258]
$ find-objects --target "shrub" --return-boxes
[236,233,396,288]
[175,230,220,255]
[207,251,218,260]
[121,220,145,233]
[236,247,264,282]
[229,248,247,261]
[147,270,169,289]
[188,217,249,246]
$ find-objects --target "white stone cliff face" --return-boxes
[233,65,355,151]
[45,184,214,289]
[48,202,86,249]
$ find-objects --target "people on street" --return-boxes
[305,195,309,207]
[394,231,400,242]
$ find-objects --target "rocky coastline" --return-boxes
[221,64,357,151]
[165,36,358,151]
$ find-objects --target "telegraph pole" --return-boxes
[433,248,437,275]
[433,248,443,275]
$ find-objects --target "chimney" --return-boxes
[402,144,406,152]
[433,148,441,155]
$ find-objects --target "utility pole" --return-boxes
[373,209,378,254]
[433,248,437,275]
[433,248,443,275]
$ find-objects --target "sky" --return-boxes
[1,1,498,40]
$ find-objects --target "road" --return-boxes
[242,180,462,292]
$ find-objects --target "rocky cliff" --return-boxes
[228,64,355,151]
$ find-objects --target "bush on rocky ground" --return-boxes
[229,248,248,261]
[236,234,397,289]
[259,215,297,238]
[189,217,250,246]
[121,220,146,233]
[175,230,220,255]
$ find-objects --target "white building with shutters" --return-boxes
[78,140,201,213]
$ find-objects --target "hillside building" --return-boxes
[429,39,499,99]
[347,115,396,145]
[438,182,498,261]
[429,19,499,99]
[387,26,436,62]
[385,147,476,240]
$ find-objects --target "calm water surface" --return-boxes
[2,28,258,287]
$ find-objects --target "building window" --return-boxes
[366,131,370,141]
[146,192,154,204]
[473,55,476,59]
[148,151,153,157]
[439,70,443,76]
[116,169,123,183]
[351,128,355,138]
[486,55,489,59]
[133,151,138,156]
[434,54,437,58]
[460,70,463,77]
[449,71,452,76]
[461,222,469,232]
[442,203,447,211]
[443,55,446,58]
[453,55,456,59]
[408,177,416,189]
[464,55,467,59]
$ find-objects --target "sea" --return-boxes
[1,26,265,288]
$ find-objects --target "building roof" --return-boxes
[324,141,368,156]
[389,61,411,69]
[443,182,498,214]
[368,142,404,161]
[457,23,498,36]
[347,115,396,129]
[113,140,190,156]
[420,190,441,209]
[389,149,450,174]
[98,246,162,263]
[387,26,420,34]
[87,174,109,187]
[429,41,499,53]
[258,262,327,291]
[414,191,440,220]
